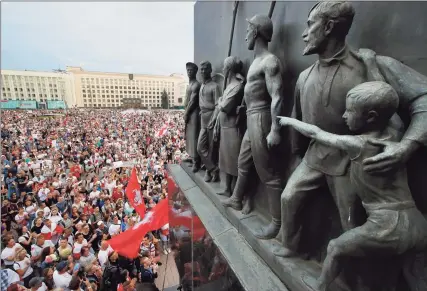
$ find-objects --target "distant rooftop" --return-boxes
[65,66,185,79]
[1,67,185,79]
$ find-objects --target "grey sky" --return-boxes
[1,2,194,76]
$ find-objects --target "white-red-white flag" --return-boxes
[125,168,146,217]
[108,199,169,258]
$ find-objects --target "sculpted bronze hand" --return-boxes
[363,138,420,174]
[266,130,281,149]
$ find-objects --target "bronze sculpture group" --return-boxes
[183,1,427,290]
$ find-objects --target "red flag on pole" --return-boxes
[108,199,169,259]
[125,168,145,217]
[146,198,169,231]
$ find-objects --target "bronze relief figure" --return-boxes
[222,14,286,240]
[197,61,221,183]
[213,56,245,197]
[183,62,201,172]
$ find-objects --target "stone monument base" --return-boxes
[170,163,347,291]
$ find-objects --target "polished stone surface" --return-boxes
[170,164,348,291]
[168,164,290,291]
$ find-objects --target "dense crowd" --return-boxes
[1,109,187,291]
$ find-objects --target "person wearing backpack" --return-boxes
[100,251,127,291]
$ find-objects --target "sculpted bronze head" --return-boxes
[223,56,243,76]
[303,1,355,55]
[245,14,273,51]
[186,62,198,79]
[199,60,212,81]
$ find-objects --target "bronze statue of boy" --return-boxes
[278,81,427,291]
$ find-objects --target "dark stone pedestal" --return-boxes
[170,163,347,291]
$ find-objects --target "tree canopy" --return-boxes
[161,89,169,109]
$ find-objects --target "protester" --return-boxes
[100,251,127,291]
[1,109,186,290]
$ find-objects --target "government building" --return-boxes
[1,69,74,109]
[67,66,187,109]
[1,67,188,109]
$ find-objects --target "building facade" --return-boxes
[66,66,188,108]
[1,69,75,108]
[1,67,188,109]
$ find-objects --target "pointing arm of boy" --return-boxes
[277,116,363,154]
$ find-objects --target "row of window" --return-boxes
[2,97,61,102]
[3,87,59,93]
[83,98,173,103]
[80,78,174,86]
[82,104,162,108]
[83,98,162,102]
[82,102,167,107]
[82,93,164,98]
[82,90,169,94]
[2,92,62,98]
[81,86,173,92]
[81,84,172,89]
[2,82,60,87]
[2,75,61,81]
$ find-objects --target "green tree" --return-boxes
[161,89,169,109]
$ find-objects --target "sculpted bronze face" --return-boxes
[200,64,212,81]
[342,97,366,132]
[302,8,328,56]
[186,67,196,79]
[222,56,239,78]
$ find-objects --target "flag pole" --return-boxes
[223,1,240,92]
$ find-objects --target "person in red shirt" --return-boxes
[120,174,129,186]
[112,185,124,202]
[70,163,81,179]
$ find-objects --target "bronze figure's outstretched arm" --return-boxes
[278,116,363,154]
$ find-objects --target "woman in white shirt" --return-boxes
[24,200,37,221]
[104,177,117,195]
[1,238,23,269]
[13,248,34,288]
[37,184,50,202]
[48,206,63,225]
[14,206,29,227]
[108,216,121,236]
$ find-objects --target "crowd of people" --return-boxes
[1,108,187,291]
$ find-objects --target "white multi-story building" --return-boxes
[67,66,188,108]
[1,67,188,109]
[1,69,75,107]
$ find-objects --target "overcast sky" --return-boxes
[1,2,194,76]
